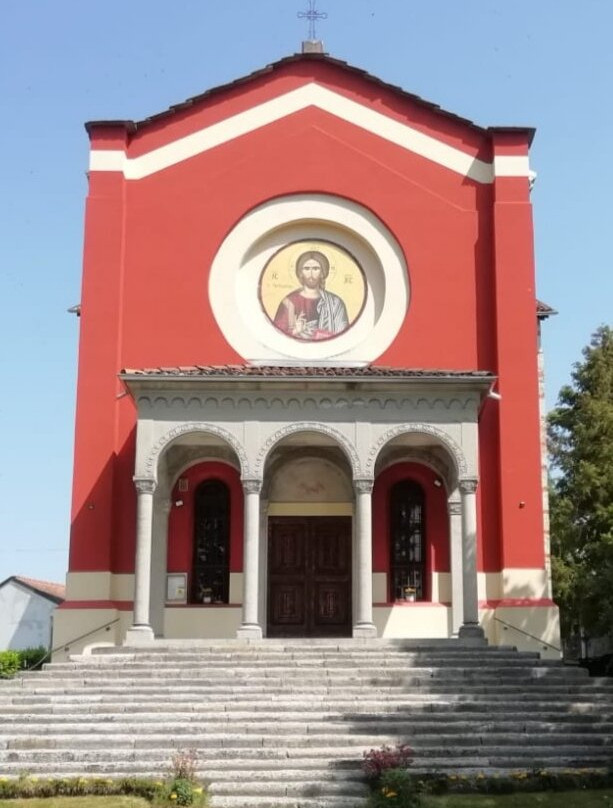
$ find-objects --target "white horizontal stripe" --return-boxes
[88,83,530,183]
[89,150,125,172]
[493,155,531,177]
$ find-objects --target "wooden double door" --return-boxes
[267,517,352,638]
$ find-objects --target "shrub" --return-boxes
[19,646,48,670]
[366,768,423,808]
[362,744,414,780]
[0,650,20,678]
[152,748,208,807]
[170,748,198,782]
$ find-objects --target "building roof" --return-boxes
[121,365,494,381]
[85,52,535,144]
[536,300,558,319]
[0,576,66,604]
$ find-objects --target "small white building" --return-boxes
[0,576,65,651]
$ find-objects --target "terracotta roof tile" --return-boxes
[121,365,494,380]
[536,299,557,318]
[11,576,65,603]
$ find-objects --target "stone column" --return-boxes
[124,477,156,645]
[458,477,484,639]
[237,478,263,639]
[353,478,377,638]
[448,497,463,636]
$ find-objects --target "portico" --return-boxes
[121,365,491,645]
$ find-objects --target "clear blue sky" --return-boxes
[0,1,611,586]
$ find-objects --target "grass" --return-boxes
[0,799,150,808]
[424,790,613,807]
[1,793,613,808]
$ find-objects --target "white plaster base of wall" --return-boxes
[52,602,560,658]
[52,609,132,661]
[483,604,561,660]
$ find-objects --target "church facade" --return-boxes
[54,50,560,657]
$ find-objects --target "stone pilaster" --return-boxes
[448,497,463,635]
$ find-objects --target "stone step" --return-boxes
[0,750,360,768]
[48,657,561,671]
[4,684,611,701]
[208,781,367,798]
[210,800,360,808]
[1,707,610,725]
[28,663,589,678]
[2,715,612,738]
[1,640,611,808]
[67,650,543,664]
[2,699,613,724]
[0,746,609,774]
[3,730,611,750]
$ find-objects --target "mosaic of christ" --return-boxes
[259,241,367,341]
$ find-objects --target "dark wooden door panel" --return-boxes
[269,522,306,575]
[269,583,306,629]
[267,517,351,638]
[313,581,350,628]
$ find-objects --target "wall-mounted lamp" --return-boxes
[433,479,443,488]
[175,500,184,508]
[487,390,502,401]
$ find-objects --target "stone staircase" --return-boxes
[1,640,612,808]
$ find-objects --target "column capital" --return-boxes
[241,478,263,495]
[134,477,156,495]
[459,477,479,495]
[354,478,374,495]
[448,499,462,516]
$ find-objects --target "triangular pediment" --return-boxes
[87,54,532,184]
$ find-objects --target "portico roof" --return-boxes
[121,365,495,381]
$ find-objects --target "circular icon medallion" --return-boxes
[259,241,367,341]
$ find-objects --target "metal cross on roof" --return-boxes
[298,0,328,41]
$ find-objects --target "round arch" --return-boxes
[254,422,361,479]
[366,422,469,485]
[141,422,249,480]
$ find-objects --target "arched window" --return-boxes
[390,480,425,601]
[191,480,230,604]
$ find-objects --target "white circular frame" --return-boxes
[209,194,409,363]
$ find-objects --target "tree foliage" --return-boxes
[548,325,613,639]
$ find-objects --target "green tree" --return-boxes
[548,325,613,640]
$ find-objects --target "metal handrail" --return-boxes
[23,617,122,670]
[493,615,562,653]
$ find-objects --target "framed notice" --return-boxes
[166,573,187,604]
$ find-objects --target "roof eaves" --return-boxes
[85,51,501,139]
[1,575,66,604]
[488,125,537,147]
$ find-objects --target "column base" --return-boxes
[124,624,155,645]
[352,622,378,638]
[458,622,485,639]
[236,623,263,640]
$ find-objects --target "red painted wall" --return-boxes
[68,57,544,580]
